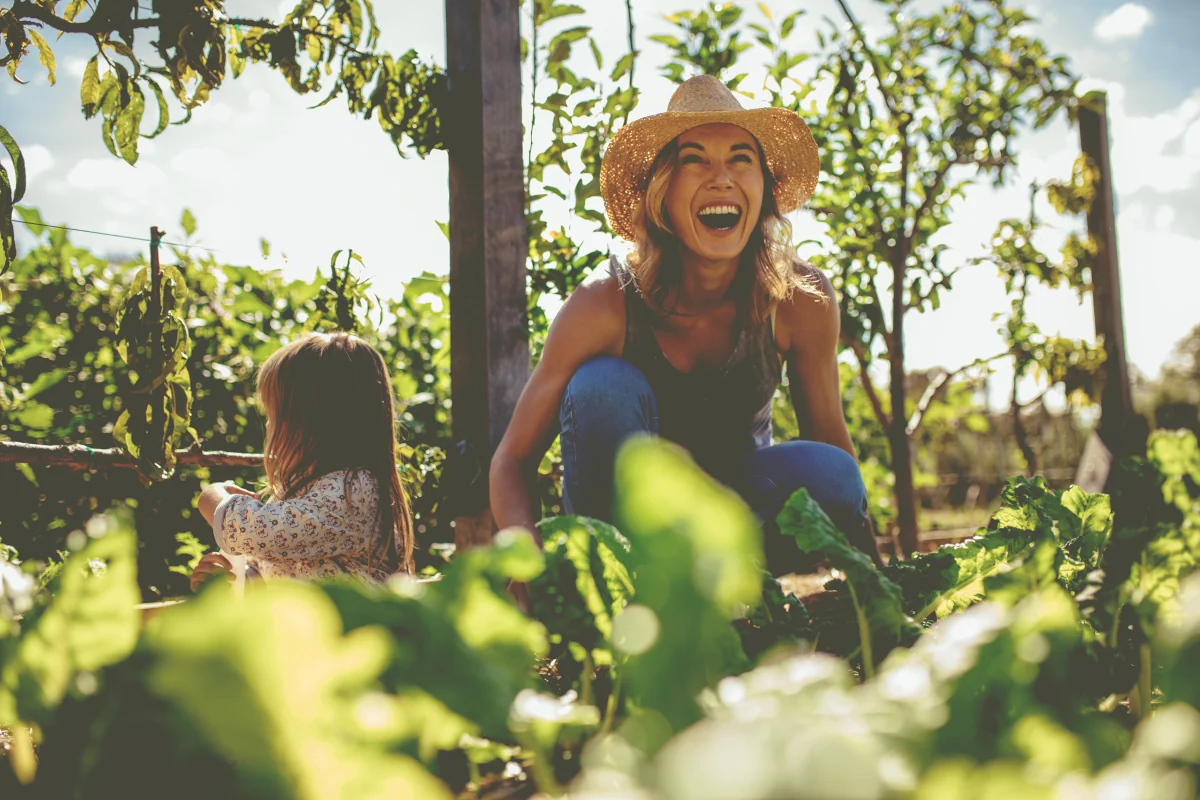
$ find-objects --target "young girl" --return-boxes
[191,332,414,590]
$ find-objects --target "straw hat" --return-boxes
[600,74,820,242]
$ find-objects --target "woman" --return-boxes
[490,75,881,571]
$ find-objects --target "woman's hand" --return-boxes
[190,552,234,593]
[507,580,532,614]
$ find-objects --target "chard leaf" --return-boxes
[530,515,634,681]
[318,579,520,742]
[778,489,914,674]
[614,438,761,750]
[1058,486,1113,569]
[888,527,1038,623]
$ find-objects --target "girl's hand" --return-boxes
[221,482,258,497]
[190,552,234,593]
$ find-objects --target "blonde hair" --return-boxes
[257,332,414,575]
[626,138,823,324]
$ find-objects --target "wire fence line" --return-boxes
[13,217,223,252]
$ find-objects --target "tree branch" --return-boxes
[843,335,892,431]
[833,0,900,119]
[907,159,954,246]
[0,441,261,470]
[11,1,161,34]
[906,352,1009,437]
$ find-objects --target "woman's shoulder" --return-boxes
[578,253,630,302]
[552,254,628,341]
[786,256,834,299]
[774,257,839,351]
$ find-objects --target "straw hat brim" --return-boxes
[600,107,820,242]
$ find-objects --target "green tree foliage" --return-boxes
[0,123,23,279]
[523,0,638,322]
[977,157,1107,473]
[0,1,444,163]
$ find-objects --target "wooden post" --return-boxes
[1079,91,1134,471]
[445,0,529,550]
[149,226,163,325]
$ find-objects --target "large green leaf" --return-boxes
[318,578,523,741]
[613,438,761,750]
[1158,572,1200,711]
[142,582,451,799]
[0,510,140,727]
[1059,486,1113,569]
[529,515,634,700]
[421,528,548,692]
[778,489,914,672]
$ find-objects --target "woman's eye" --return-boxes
[681,155,703,164]
[732,154,754,164]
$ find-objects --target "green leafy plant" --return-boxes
[1,1,444,162]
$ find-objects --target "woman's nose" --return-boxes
[708,165,734,189]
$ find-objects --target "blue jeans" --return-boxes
[559,357,879,574]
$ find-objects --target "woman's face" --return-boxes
[664,123,765,264]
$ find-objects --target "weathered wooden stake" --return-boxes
[445,0,529,550]
[1079,91,1134,474]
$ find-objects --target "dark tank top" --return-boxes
[611,255,782,480]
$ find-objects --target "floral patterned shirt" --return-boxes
[212,469,392,582]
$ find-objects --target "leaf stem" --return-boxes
[1135,643,1153,719]
[599,674,622,736]
[846,580,875,680]
[580,651,594,708]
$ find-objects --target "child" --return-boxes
[192,332,414,590]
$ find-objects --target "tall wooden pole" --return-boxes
[445,0,529,550]
[1079,91,1133,472]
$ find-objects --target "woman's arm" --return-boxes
[489,272,626,537]
[775,269,857,457]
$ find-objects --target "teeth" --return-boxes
[698,204,741,216]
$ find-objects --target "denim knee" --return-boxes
[806,445,868,520]
[559,357,658,520]
[743,441,865,520]
[560,357,657,435]
[742,441,877,570]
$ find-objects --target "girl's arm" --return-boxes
[775,269,857,457]
[197,482,257,526]
[489,272,626,537]
[213,473,373,560]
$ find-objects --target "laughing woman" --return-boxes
[490,75,881,571]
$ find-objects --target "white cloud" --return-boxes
[1116,227,1200,375]
[1154,204,1176,231]
[170,147,233,177]
[21,144,54,184]
[1094,3,1153,43]
[65,157,168,199]
[249,89,272,111]
[1184,118,1200,158]
[1079,80,1200,196]
[65,58,89,78]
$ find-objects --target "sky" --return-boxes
[4,0,1199,408]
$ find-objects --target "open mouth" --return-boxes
[697,204,742,231]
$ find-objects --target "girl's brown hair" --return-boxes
[626,137,824,323]
[257,332,413,575]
